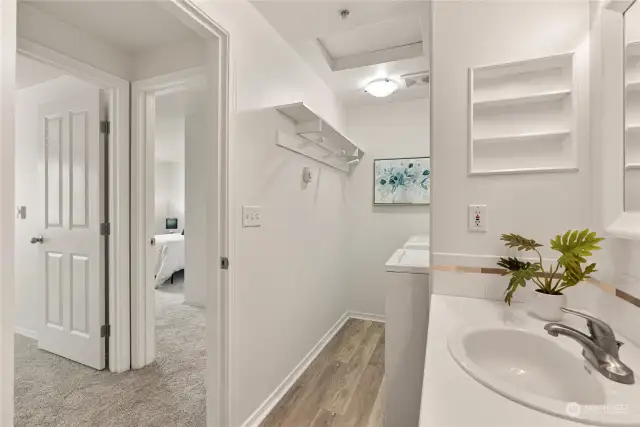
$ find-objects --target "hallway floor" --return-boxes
[14,275,206,427]
[259,319,385,427]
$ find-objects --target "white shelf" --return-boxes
[275,102,364,173]
[474,53,573,80]
[473,89,571,109]
[474,130,570,145]
[469,166,579,176]
[626,41,640,58]
[627,124,640,135]
[626,80,640,92]
[469,52,576,175]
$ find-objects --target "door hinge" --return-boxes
[100,120,111,135]
[100,222,111,236]
[220,257,229,270]
[101,324,111,338]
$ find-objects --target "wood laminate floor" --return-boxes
[260,319,385,427]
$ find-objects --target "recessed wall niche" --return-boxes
[468,53,577,175]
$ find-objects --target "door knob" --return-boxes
[30,236,44,244]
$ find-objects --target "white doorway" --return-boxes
[3,1,231,426]
[133,71,207,368]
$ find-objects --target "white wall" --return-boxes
[181,2,429,423]
[154,114,185,235]
[14,75,98,337]
[184,113,206,306]
[431,0,592,291]
[131,38,205,81]
[195,1,349,425]
[345,98,430,316]
[154,161,185,234]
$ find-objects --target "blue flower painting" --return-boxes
[374,157,430,205]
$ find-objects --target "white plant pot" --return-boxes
[528,290,567,321]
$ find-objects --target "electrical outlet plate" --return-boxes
[468,205,487,232]
[243,206,262,227]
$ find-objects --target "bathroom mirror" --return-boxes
[626,0,640,211]
[598,0,640,239]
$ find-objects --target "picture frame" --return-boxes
[373,157,431,205]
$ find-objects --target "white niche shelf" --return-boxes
[626,42,640,174]
[275,102,364,173]
[468,53,577,175]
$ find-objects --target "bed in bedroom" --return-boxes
[154,233,184,287]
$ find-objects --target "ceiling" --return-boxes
[251,0,431,106]
[23,1,199,54]
[16,54,64,89]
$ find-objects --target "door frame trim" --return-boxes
[16,38,131,374]
[131,2,232,426]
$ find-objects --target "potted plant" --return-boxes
[497,229,604,321]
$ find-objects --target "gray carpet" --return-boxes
[15,276,206,427]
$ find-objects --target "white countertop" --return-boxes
[419,295,634,427]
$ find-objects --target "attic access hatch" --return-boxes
[275,102,364,173]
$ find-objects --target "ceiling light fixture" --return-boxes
[365,78,399,98]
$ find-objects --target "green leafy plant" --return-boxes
[498,229,604,305]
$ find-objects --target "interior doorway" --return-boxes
[5,1,231,426]
[132,71,209,375]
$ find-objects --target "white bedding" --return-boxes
[154,233,185,287]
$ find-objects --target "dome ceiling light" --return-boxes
[365,78,399,98]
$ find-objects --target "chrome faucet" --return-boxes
[544,308,635,385]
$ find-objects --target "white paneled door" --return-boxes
[35,88,106,370]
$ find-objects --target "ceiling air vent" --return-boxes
[402,71,430,88]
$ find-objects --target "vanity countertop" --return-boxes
[419,295,638,427]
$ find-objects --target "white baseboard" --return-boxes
[240,311,351,427]
[347,310,385,323]
[15,326,38,340]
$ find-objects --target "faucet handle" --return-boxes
[561,308,619,356]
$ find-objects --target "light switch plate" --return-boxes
[468,205,487,232]
[243,206,262,227]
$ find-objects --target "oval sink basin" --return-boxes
[449,325,640,426]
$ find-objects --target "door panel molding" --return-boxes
[69,110,89,229]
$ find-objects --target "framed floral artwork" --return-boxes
[373,157,430,205]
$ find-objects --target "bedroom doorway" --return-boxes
[131,67,212,373]
[143,75,207,373]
